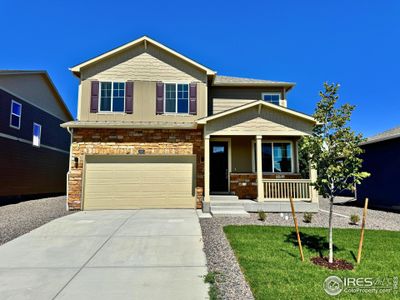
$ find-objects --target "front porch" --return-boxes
[202,135,318,214]
[198,100,318,213]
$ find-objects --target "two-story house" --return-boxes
[62,36,318,213]
[0,70,72,200]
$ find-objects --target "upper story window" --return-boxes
[99,82,125,112]
[33,123,41,147]
[10,100,22,129]
[254,141,293,173]
[165,83,189,114]
[262,93,281,105]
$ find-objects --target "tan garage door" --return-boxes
[83,155,195,210]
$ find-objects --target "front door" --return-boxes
[210,141,229,192]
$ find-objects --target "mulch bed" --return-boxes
[311,256,354,270]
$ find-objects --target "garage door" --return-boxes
[83,155,195,210]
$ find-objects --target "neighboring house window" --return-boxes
[10,100,22,129]
[99,82,125,112]
[165,83,189,114]
[32,123,41,147]
[262,93,280,105]
[254,141,293,173]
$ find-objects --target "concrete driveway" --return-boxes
[0,209,209,300]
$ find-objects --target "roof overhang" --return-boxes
[212,81,295,91]
[61,121,198,130]
[197,100,316,125]
[69,36,216,78]
[361,133,400,146]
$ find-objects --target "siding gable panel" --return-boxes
[81,43,207,83]
[205,105,313,136]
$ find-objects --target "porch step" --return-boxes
[210,195,239,202]
[211,205,247,211]
[210,201,244,207]
[211,210,250,217]
[209,195,250,217]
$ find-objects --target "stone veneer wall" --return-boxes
[230,173,302,200]
[68,128,204,210]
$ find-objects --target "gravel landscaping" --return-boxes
[0,195,74,245]
[200,199,400,299]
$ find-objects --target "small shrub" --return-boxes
[258,211,266,221]
[303,212,313,223]
[350,214,360,225]
[208,284,218,300]
[204,272,216,284]
[204,272,219,300]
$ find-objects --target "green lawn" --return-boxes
[224,226,400,300]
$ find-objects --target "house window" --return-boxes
[254,142,293,173]
[165,83,189,114]
[33,123,41,147]
[10,100,22,129]
[99,82,125,112]
[262,93,281,105]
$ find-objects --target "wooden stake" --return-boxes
[289,197,304,261]
[357,198,369,264]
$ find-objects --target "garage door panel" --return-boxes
[83,156,195,210]
[85,181,193,192]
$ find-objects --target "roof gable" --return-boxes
[0,71,72,121]
[197,100,315,124]
[70,36,216,77]
[203,102,314,136]
[80,42,207,82]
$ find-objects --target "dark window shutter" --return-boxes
[156,82,164,114]
[125,81,134,114]
[90,81,99,113]
[189,83,197,115]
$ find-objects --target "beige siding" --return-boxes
[229,136,300,173]
[81,43,207,83]
[213,98,255,114]
[231,136,253,172]
[78,42,208,123]
[209,86,287,114]
[0,74,71,121]
[205,105,313,136]
[79,80,207,122]
[83,155,195,210]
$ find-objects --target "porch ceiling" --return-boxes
[202,101,315,137]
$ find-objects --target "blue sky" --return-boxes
[1,0,399,137]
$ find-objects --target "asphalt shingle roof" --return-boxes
[213,75,295,88]
[364,126,400,145]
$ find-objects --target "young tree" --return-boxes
[300,82,369,263]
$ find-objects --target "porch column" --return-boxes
[256,135,264,202]
[204,136,210,202]
[309,165,319,203]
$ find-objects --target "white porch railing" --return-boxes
[262,179,312,201]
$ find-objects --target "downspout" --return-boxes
[66,127,73,211]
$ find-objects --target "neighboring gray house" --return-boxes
[358,126,400,212]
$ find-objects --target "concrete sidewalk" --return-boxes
[0,209,209,300]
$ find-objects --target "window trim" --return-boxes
[9,100,22,129]
[251,140,295,174]
[261,92,281,105]
[98,81,126,113]
[163,82,190,115]
[32,122,42,147]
